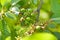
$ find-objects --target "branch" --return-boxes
[36,0,43,22]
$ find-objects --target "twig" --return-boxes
[36,0,43,22]
[34,0,43,26]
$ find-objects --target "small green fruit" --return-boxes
[39,10,49,22]
[22,36,29,40]
[40,10,49,20]
[22,32,57,40]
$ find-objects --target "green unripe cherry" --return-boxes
[39,10,49,22]
[22,32,57,40]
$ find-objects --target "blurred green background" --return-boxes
[0,0,60,40]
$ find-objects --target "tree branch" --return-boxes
[37,0,43,22]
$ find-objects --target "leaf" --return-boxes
[5,36,11,40]
[47,22,57,32]
[51,17,60,24]
[42,0,50,11]
[32,0,37,5]
[0,4,2,11]
[0,19,10,40]
[1,0,11,6]
[48,22,60,33]
[51,0,60,18]
[0,20,2,30]
[4,12,17,25]
[53,32,60,40]
[8,25,17,40]
[11,0,20,6]
[1,0,6,6]
[56,24,60,33]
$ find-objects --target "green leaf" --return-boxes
[48,21,60,32]
[0,4,2,11]
[8,25,17,40]
[0,20,2,30]
[0,19,10,40]
[47,22,57,32]
[12,0,20,4]
[32,0,37,5]
[51,0,60,18]
[1,0,11,6]
[51,18,60,24]
[5,36,11,40]
[42,0,50,11]
[56,24,60,32]
[53,32,60,40]
[4,12,17,25]
[1,0,6,6]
